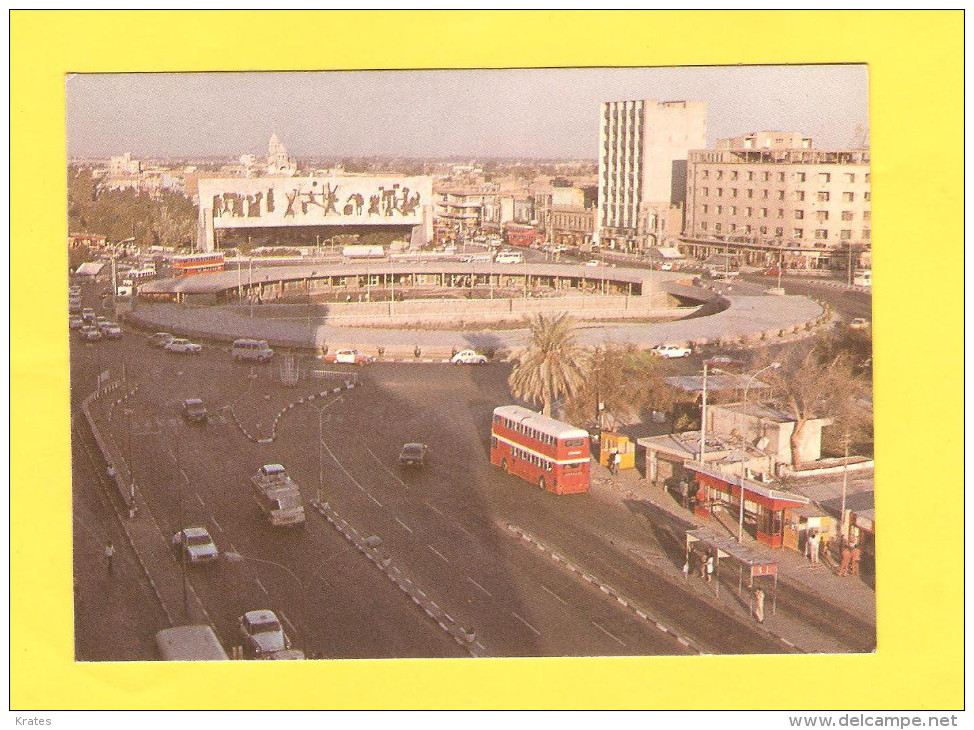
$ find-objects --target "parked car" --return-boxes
[232,339,274,362]
[172,527,219,564]
[585,259,605,267]
[79,325,103,341]
[399,442,428,468]
[323,349,374,365]
[101,323,123,339]
[652,343,692,358]
[238,610,291,658]
[81,307,96,323]
[165,338,202,355]
[848,318,871,330]
[68,315,84,330]
[95,316,111,328]
[451,349,488,365]
[181,398,208,423]
[148,332,174,348]
[659,262,674,271]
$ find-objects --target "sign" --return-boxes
[751,563,778,578]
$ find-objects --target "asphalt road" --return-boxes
[69,273,872,660]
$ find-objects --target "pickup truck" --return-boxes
[251,464,305,527]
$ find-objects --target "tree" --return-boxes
[508,313,587,417]
[563,343,672,432]
[753,338,871,467]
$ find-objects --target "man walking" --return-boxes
[838,540,852,576]
[104,542,115,576]
[754,587,765,624]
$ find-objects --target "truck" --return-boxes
[251,464,306,527]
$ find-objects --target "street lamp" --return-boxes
[124,408,136,513]
[737,362,781,543]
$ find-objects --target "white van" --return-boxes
[495,251,524,265]
[232,339,275,362]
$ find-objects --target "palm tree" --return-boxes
[508,313,587,417]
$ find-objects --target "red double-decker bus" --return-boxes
[490,405,591,495]
[172,253,225,277]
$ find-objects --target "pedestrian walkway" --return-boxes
[589,463,876,654]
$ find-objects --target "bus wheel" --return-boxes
[501,459,509,473]
[538,476,547,491]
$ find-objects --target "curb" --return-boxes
[225,380,360,444]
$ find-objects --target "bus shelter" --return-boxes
[685,528,779,615]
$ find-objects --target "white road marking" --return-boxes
[367,493,382,506]
[278,610,299,638]
[195,492,205,507]
[428,545,450,564]
[541,584,568,605]
[424,501,444,516]
[512,612,541,637]
[210,517,224,533]
[364,447,406,487]
[395,518,413,534]
[255,577,268,595]
[320,440,367,493]
[592,621,627,647]
[466,576,492,598]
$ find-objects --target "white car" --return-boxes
[848,318,870,330]
[451,349,488,365]
[660,262,674,271]
[239,610,291,658]
[652,344,692,359]
[172,527,218,564]
[585,259,605,267]
[165,338,202,354]
[324,348,374,365]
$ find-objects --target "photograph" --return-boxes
[66,65,876,662]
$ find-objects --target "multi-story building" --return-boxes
[266,134,297,176]
[596,99,707,252]
[682,131,871,271]
[109,152,141,176]
[550,186,598,249]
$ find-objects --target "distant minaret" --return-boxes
[266,134,296,176]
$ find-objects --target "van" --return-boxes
[495,251,524,265]
[232,339,275,362]
[155,625,229,661]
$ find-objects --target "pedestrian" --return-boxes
[104,542,115,576]
[612,449,622,475]
[705,552,715,583]
[838,541,852,576]
[698,550,707,579]
[809,531,821,564]
[678,478,690,509]
[850,542,862,577]
[754,587,765,623]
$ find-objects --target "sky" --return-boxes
[65,65,868,160]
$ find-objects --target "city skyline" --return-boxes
[65,65,868,160]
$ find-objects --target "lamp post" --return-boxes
[172,427,189,616]
[737,362,782,543]
[840,429,851,545]
[124,408,136,512]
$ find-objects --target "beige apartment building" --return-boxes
[682,131,871,271]
[596,99,707,253]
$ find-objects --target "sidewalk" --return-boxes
[589,462,876,654]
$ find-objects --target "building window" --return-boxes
[843,192,855,202]
[729,206,736,215]
[778,190,786,200]
[716,171,723,180]
[702,204,708,214]
[778,172,786,182]
[762,190,770,199]
[700,221,708,231]
[816,210,829,222]
[747,171,754,181]
[814,229,828,240]
[864,192,871,201]
[795,191,806,202]
[731,188,739,198]
[845,173,856,183]
[745,207,752,216]
[761,208,768,218]
[715,205,722,215]
[714,223,722,233]
[746,189,754,199]
[729,223,737,232]
[762,171,771,182]
[777,208,785,218]
[840,229,852,240]
[717,188,723,197]
[817,191,830,202]
[775,227,784,237]
[865,173,871,183]
[819,172,831,183]
[796,172,806,182]
[863,228,871,239]
[730,171,739,181]
[842,210,854,221]
[702,170,710,179]
[744,225,752,234]
[793,228,803,238]
[702,187,708,197]
[760,226,768,235]
[794,210,804,219]
[863,210,871,221]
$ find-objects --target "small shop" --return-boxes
[687,463,809,548]
[685,529,779,615]
[782,504,836,558]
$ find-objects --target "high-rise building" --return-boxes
[596,99,707,252]
[682,131,871,271]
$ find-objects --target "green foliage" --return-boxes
[508,313,587,417]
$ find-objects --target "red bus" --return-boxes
[490,405,591,495]
[172,253,225,277]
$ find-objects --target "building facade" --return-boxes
[682,131,871,270]
[596,99,707,252]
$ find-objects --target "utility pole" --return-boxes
[699,361,709,464]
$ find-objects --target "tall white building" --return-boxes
[266,134,297,176]
[596,99,707,252]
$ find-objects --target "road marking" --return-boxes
[364,447,406,487]
[466,576,492,597]
[320,440,368,493]
[541,584,568,605]
[395,518,413,534]
[195,492,205,507]
[592,621,627,647]
[424,501,444,516]
[428,545,450,564]
[210,517,224,533]
[255,577,268,595]
[278,610,299,638]
[367,493,383,506]
[512,612,541,637]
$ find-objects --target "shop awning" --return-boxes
[687,462,809,510]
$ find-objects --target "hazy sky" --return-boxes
[65,65,868,160]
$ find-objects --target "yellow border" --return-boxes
[11,10,964,710]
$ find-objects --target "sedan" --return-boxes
[181,398,208,423]
[164,338,202,355]
[324,349,374,365]
[239,610,291,658]
[79,325,103,341]
[399,442,429,468]
[68,315,84,330]
[172,527,219,564]
[451,349,488,365]
[148,332,174,348]
[101,323,123,339]
[652,343,692,358]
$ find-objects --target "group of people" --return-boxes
[682,548,716,584]
[837,540,862,577]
